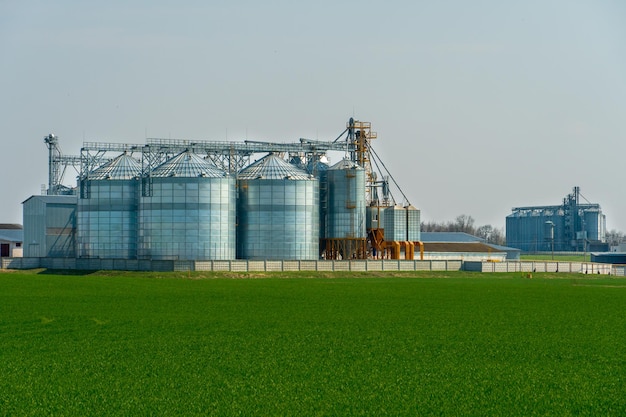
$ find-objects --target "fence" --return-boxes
[1,257,622,275]
[464,261,615,275]
[1,258,463,272]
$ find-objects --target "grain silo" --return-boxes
[324,159,366,259]
[383,204,421,241]
[506,187,608,252]
[306,159,329,247]
[139,150,235,260]
[237,153,319,260]
[77,152,141,259]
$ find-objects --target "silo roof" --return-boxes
[329,158,363,171]
[306,161,329,175]
[89,153,141,180]
[238,153,312,180]
[151,150,226,178]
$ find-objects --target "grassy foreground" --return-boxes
[1,270,625,416]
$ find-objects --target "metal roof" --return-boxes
[423,242,505,253]
[306,161,329,175]
[420,232,485,243]
[487,243,521,253]
[151,151,226,178]
[89,152,141,180]
[22,195,78,205]
[328,158,363,171]
[0,230,23,242]
[238,153,312,180]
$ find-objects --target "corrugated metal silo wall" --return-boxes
[237,178,319,260]
[23,197,46,257]
[583,209,605,242]
[382,207,420,241]
[317,169,328,240]
[77,179,139,259]
[306,161,329,242]
[139,177,236,260]
[383,207,406,241]
[326,167,366,239]
[407,207,421,241]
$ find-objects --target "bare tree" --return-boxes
[606,229,624,247]
[454,214,475,234]
[420,215,505,245]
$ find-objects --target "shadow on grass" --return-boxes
[36,269,100,276]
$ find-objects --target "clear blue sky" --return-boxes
[1,1,625,231]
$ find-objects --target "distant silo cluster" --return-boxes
[506,187,607,252]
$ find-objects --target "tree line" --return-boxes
[420,214,506,246]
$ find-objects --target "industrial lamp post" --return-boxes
[545,221,555,260]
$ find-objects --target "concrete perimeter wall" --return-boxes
[464,261,615,275]
[1,257,621,275]
[2,258,462,272]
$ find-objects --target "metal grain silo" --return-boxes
[77,152,141,259]
[306,159,329,243]
[139,150,235,260]
[583,208,606,242]
[237,153,319,260]
[324,159,366,259]
[383,205,421,241]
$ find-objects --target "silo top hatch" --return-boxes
[151,150,226,178]
[89,152,141,180]
[238,153,312,180]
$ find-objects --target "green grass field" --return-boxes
[1,270,625,416]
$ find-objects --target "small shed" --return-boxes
[22,195,77,258]
[590,252,626,264]
[422,242,507,262]
[0,224,23,257]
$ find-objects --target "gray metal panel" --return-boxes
[23,195,77,258]
[326,159,365,239]
[23,197,46,257]
[366,206,385,230]
[139,176,236,260]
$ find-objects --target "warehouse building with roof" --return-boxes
[420,232,520,261]
[0,224,23,257]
